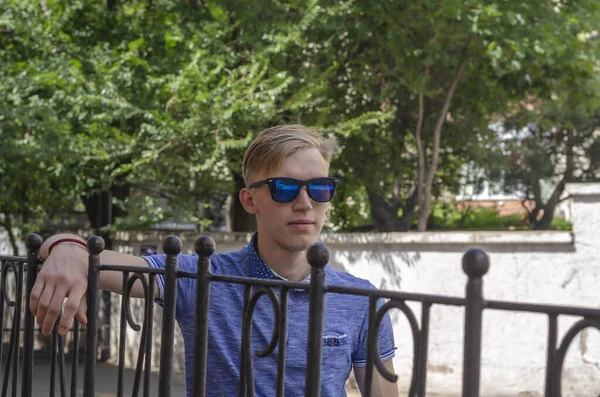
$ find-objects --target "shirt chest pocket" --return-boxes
[321,332,352,372]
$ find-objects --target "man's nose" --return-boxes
[292,186,313,210]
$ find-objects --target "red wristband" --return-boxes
[48,238,88,255]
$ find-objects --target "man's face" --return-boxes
[241,147,330,252]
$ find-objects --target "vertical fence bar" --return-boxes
[544,315,558,397]
[242,286,256,397]
[22,234,42,397]
[11,263,23,397]
[117,273,129,397]
[276,287,289,397]
[191,236,215,397]
[70,321,80,397]
[417,303,432,397]
[143,275,155,397]
[304,243,329,397]
[50,322,57,397]
[157,236,182,397]
[83,236,105,397]
[238,286,251,397]
[461,249,490,397]
[58,329,67,397]
[363,296,378,397]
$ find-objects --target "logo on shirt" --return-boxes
[323,334,348,347]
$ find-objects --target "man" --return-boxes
[30,125,398,396]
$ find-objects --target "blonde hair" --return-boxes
[242,125,339,185]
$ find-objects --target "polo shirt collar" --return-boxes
[248,232,311,284]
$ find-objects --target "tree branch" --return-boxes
[415,88,426,212]
[521,197,533,216]
[557,194,571,204]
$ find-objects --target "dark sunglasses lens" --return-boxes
[308,179,337,202]
[272,179,300,203]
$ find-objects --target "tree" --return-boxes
[494,78,600,230]
[1,0,316,236]
[297,0,600,231]
[2,0,598,238]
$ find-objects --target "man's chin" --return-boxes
[277,234,316,252]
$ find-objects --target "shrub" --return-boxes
[430,203,526,231]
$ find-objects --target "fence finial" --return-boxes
[25,233,42,251]
[163,235,182,255]
[307,243,329,268]
[462,248,490,278]
[195,236,215,257]
[87,236,105,254]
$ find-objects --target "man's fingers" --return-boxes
[74,295,88,326]
[29,280,45,316]
[58,287,86,335]
[34,284,56,328]
[40,285,69,336]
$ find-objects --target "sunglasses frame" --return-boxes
[249,177,340,203]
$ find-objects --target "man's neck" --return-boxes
[256,235,311,282]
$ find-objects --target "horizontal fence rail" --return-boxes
[1,233,599,397]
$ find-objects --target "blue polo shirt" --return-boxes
[144,235,396,397]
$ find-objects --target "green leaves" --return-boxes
[1,0,598,234]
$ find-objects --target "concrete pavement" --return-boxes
[25,359,186,397]
[23,359,360,397]
[22,359,490,397]
[25,360,356,397]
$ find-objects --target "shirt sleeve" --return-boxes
[352,290,396,367]
[143,253,200,321]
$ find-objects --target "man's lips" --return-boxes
[288,219,315,225]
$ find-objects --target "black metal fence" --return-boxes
[1,233,599,397]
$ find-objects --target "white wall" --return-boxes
[109,183,600,397]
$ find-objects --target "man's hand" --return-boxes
[30,233,155,336]
[30,242,89,336]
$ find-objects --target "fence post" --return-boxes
[192,236,215,397]
[158,235,182,397]
[304,243,329,397]
[545,315,558,397]
[22,233,42,397]
[84,236,105,397]
[461,248,489,397]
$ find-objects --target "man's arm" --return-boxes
[353,360,400,397]
[30,233,154,337]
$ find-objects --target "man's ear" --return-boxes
[239,188,258,214]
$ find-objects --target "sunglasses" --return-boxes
[249,177,340,203]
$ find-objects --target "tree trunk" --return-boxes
[415,91,426,230]
[528,207,541,227]
[0,212,20,256]
[397,186,419,231]
[367,188,417,232]
[83,190,115,252]
[417,35,472,231]
[532,143,573,230]
[229,173,257,232]
[367,190,400,232]
[535,178,567,230]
